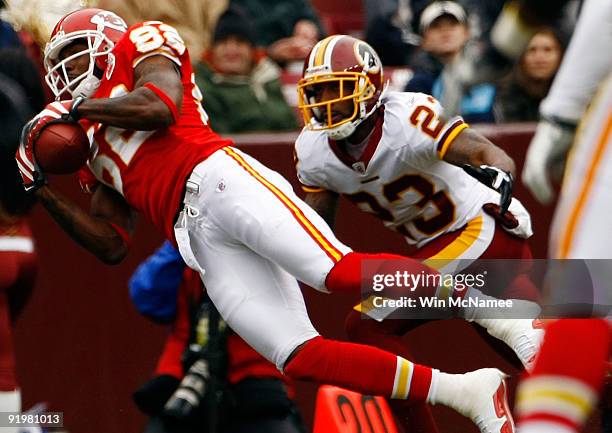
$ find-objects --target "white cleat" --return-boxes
[486,318,544,371]
[460,369,516,433]
[468,299,545,371]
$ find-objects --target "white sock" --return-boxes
[457,287,498,321]
[427,369,466,411]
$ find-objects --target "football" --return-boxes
[34,121,90,174]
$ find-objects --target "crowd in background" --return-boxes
[0,0,579,135]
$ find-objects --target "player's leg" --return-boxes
[344,312,441,433]
[184,146,439,295]
[515,75,612,433]
[0,388,20,433]
[175,152,516,432]
[515,319,611,433]
[346,212,543,370]
[549,76,612,260]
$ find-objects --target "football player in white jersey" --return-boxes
[518,0,612,431]
[293,37,547,431]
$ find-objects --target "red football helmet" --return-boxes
[297,35,386,140]
[44,8,127,99]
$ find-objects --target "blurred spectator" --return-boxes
[0,48,45,112]
[231,0,323,67]
[364,0,422,66]
[130,242,306,433]
[0,50,39,429]
[405,1,497,123]
[194,6,298,134]
[96,0,228,59]
[0,0,21,49]
[494,29,564,122]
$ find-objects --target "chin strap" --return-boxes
[327,83,389,140]
[71,75,101,99]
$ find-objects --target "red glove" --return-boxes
[15,98,85,192]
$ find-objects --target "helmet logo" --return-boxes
[354,42,381,74]
[90,11,127,33]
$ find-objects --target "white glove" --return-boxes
[522,119,576,204]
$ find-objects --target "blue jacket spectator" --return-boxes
[129,241,185,323]
[406,1,496,123]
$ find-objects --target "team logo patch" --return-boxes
[352,161,366,175]
[354,42,381,74]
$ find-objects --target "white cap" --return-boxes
[419,1,467,33]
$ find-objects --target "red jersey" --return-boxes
[0,219,37,391]
[81,21,232,241]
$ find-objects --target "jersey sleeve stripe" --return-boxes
[436,120,468,158]
[132,48,182,69]
[222,147,344,263]
[301,185,326,193]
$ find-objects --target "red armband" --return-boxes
[109,222,132,249]
[143,82,179,123]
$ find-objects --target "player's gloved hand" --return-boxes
[463,164,513,214]
[15,99,86,192]
[16,116,47,192]
[522,118,576,204]
[482,203,519,229]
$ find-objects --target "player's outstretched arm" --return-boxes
[304,189,340,229]
[74,56,184,130]
[442,128,516,177]
[35,184,135,265]
[443,128,517,214]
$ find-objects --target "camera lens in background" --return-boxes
[163,358,210,421]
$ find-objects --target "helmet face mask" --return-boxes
[44,9,127,99]
[299,73,369,129]
[298,35,386,140]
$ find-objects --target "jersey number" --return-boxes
[346,174,455,240]
[409,97,443,139]
[130,22,186,55]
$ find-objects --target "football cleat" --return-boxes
[460,369,516,433]
[468,299,544,371]
[485,317,544,371]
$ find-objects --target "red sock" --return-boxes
[284,336,433,403]
[344,310,441,433]
[516,319,611,432]
[325,252,441,298]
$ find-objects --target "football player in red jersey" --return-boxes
[15,9,518,432]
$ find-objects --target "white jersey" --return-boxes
[546,0,612,260]
[296,91,530,247]
[539,0,612,123]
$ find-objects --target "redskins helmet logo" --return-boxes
[90,11,127,33]
[354,41,381,74]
